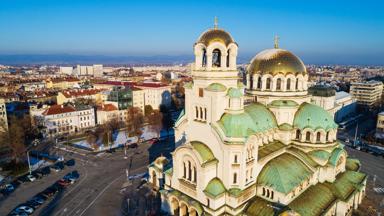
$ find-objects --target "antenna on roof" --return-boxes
[214,16,218,29]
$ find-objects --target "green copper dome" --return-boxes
[205,83,227,92]
[293,102,337,131]
[203,177,226,198]
[217,103,277,138]
[227,87,243,98]
[309,150,331,161]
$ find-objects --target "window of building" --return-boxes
[326,131,330,141]
[202,49,207,67]
[249,75,254,89]
[233,173,237,184]
[296,78,299,90]
[257,77,262,89]
[276,78,282,90]
[183,162,186,178]
[234,155,238,164]
[212,49,221,67]
[316,132,321,142]
[266,78,271,90]
[199,88,204,97]
[296,129,301,140]
[287,78,291,90]
[305,131,311,142]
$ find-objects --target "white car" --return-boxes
[26,174,36,182]
[16,205,34,214]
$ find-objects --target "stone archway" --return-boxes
[180,202,189,216]
[189,207,198,216]
[170,197,180,215]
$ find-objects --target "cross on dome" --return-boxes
[274,35,280,49]
[214,16,218,29]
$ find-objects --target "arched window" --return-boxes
[326,131,330,142]
[257,77,262,89]
[296,129,301,140]
[266,78,271,90]
[271,191,274,199]
[204,108,207,120]
[226,49,230,67]
[266,189,270,198]
[276,78,282,90]
[296,78,299,90]
[234,155,238,163]
[202,48,207,67]
[262,187,266,196]
[287,78,291,90]
[200,107,203,119]
[316,132,321,142]
[233,173,237,184]
[183,162,186,178]
[305,131,311,142]
[188,161,192,181]
[249,75,254,89]
[193,166,197,182]
[195,107,198,119]
[212,49,221,67]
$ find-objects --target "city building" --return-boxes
[42,104,95,137]
[56,89,104,105]
[96,104,119,125]
[0,98,8,131]
[149,23,366,216]
[46,77,80,89]
[350,80,383,107]
[334,91,356,123]
[59,66,74,75]
[76,64,103,77]
[375,112,384,140]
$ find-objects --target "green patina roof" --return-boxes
[293,102,337,131]
[217,102,277,138]
[279,123,293,131]
[269,100,299,107]
[328,147,346,166]
[227,188,242,197]
[205,83,227,92]
[227,87,243,98]
[324,170,366,201]
[184,82,193,89]
[258,141,285,160]
[288,183,336,216]
[203,177,226,198]
[190,141,217,165]
[164,167,173,175]
[346,158,361,171]
[258,153,313,194]
[309,150,331,161]
[245,197,275,216]
[287,147,319,168]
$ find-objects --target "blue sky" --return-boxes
[0,0,383,64]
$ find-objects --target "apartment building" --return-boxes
[0,98,8,131]
[350,80,383,107]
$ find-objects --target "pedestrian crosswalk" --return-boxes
[373,187,384,194]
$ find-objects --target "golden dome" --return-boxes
[196,29,235,47]
[248,48,306,75]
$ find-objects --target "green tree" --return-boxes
[147,109,163,138]
[144,105,154,117]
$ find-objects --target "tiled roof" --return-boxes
[43,104,76,115]
[97,104,117,112]
[61,89,103,98]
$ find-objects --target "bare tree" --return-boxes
[147,109,163,138]
[126,107,144,143]
[7,116,27,164]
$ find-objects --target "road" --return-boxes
[0,138,170,216]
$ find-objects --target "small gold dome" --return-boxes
[196,29,235,46]
[248,49,306,75]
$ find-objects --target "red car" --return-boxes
[57,179,70,187]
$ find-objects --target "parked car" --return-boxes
[1,184,15,195]
[65,159,75,166]
[57,179,71,187]
[41,188,55,197]
[17,175,29,183]
[50,165,63,172]
[41,167,51,175]
[31,171,42,179]
[30,196,45,205]
[25,200,40,209]
[14,205,34,214]
[8,209,28,216]
[26,174,36,182]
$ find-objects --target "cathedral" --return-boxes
[148,20,366,216]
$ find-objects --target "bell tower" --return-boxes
[183,19,241,128]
